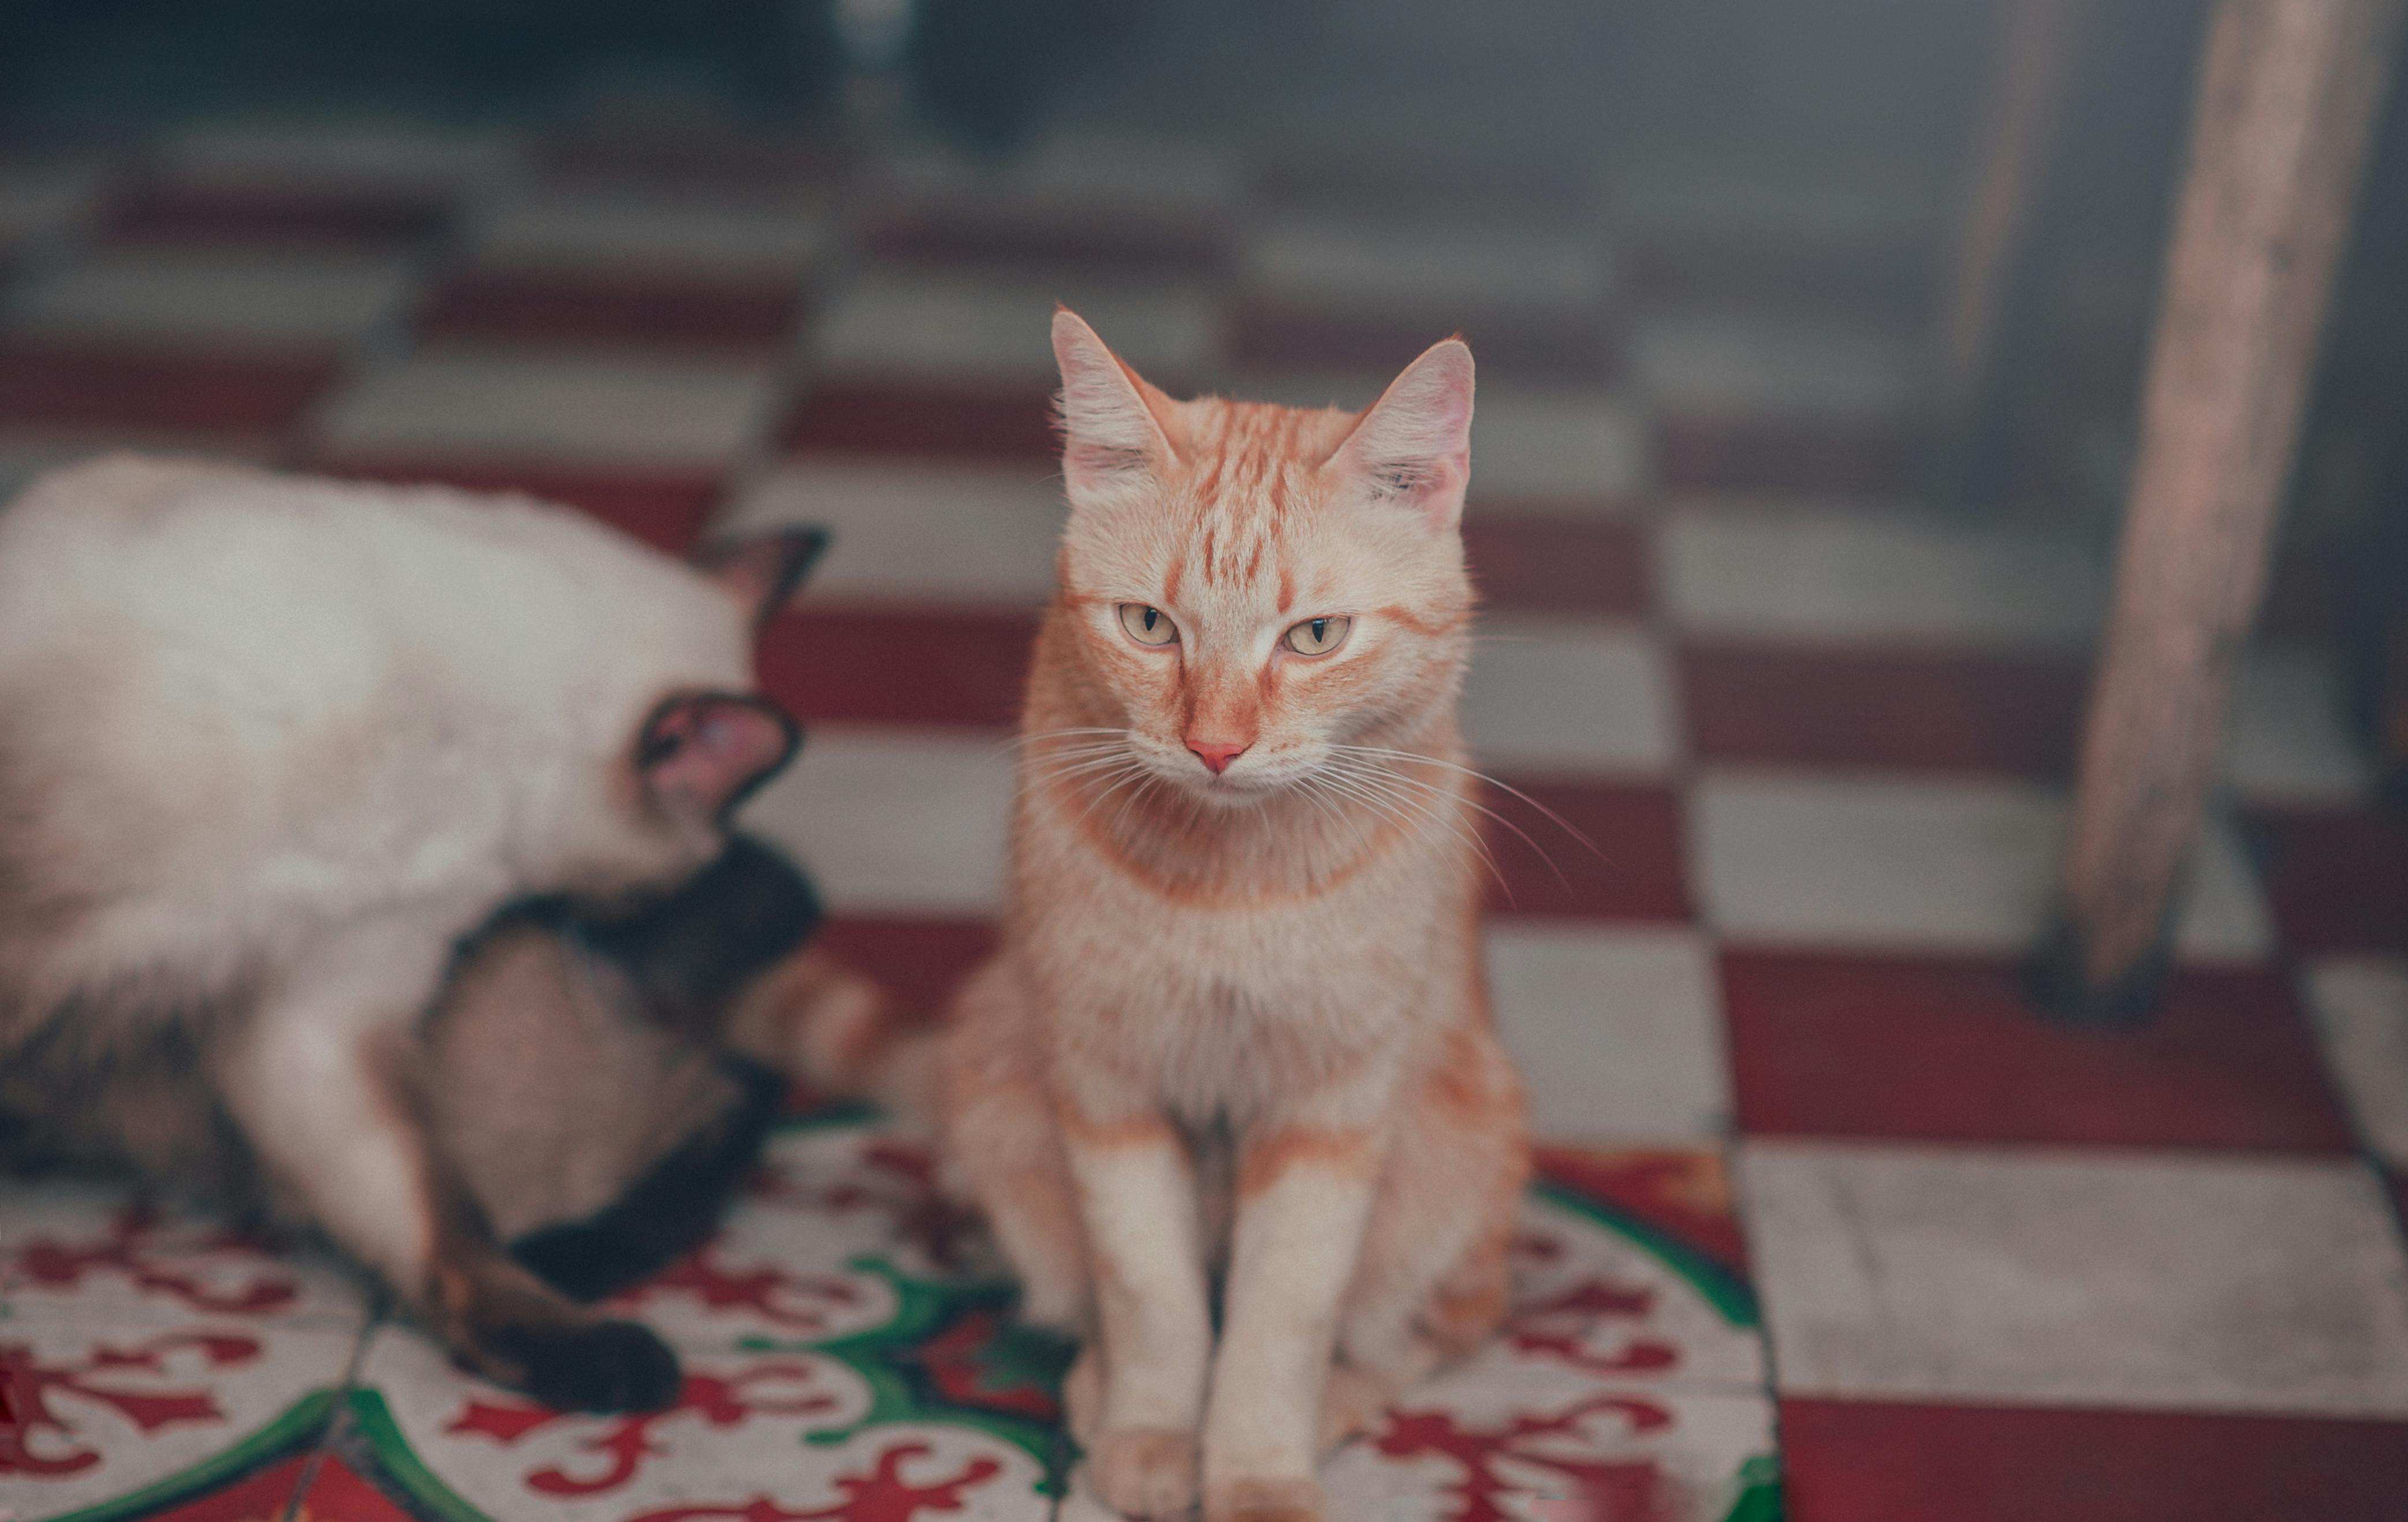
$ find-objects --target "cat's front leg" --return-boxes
[1201,1103,1391,1522]
[1056,1094,1212,1520]
[215,917,680,1411]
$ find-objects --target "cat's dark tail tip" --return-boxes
[498,1318,683,1413]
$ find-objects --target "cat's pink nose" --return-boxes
[1187,738,1251,775]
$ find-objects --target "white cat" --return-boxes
[0,455,816,1411]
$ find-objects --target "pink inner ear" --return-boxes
[639,693,799,826]
[1337,337,1476,529]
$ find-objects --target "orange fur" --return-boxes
[1235,1128,1376,1199]
[927,311,1529,1522]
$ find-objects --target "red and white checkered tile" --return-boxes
[6,113,2407,1522]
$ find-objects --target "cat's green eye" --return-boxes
[1117,603,1179,646]
[1283,615,1352,657]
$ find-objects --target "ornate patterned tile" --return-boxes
[323,1119,1771,1522]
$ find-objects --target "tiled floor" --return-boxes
[3,109,2407,1522]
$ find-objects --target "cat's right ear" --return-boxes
[638,692,799,830]
[694,527,830,631]
[1052,307,1180,498]
[1332,337,1475,531]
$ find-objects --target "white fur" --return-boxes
[0,456,758,1290]
[1204,1161,1378,1485]
[0,457,749,998]
[1065,1132,1215,1432]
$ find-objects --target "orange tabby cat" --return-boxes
[938,311,1529,1522]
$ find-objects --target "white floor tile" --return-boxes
[0,430,272,506]
[6,248,419,350]
[2306,957,2408,1170]
[1486,921,1728,1142]
[1243,215,1612,316]
[808,271,1222,385]
[0,159,110,250]
[873,131,1242,224]
[1471,385,1650,503]
[722,459,1063,608]
[313,346,777,468]
[1740,1141,2408,1417]
[1633,313,1918,418]
[1466,617,1679,773]
[465,186,837,275]
[740,728,1009,916]
[1611,166,1940,252]
[1692,769,2273,962]
[1660,503,2109,650]
[2223,643,2373,806]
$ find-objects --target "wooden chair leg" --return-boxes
[1928,0,2090,500]
[2034,0,2405,1024]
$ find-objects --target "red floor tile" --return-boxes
[0,340,333,432]
[1779,1399,2408,1522]
[419,269,806,351]
[1464,516,1649,616]
[102,184,451,248]
[783,382,1059,462]
[278,1453,418,1522]
[1483,776,1691,923]
[136,1452,322,1522]
[863,216,1226,275]
[310,456,724,555]
[761,607,1039,727]
[1682,642,2090,775]
[1656,414,1913,495]
[2243,805,2408,955]
[1231,301,1617,384]
[1723,951,2358,1151]
[1534,1147,1750,1278]
[815,917,998,1015]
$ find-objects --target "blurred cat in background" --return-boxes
[0,456,825,1411]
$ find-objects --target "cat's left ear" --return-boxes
[1332,338,1475,531]
[1053,307,1183,500]
[638,692,799,829]
[695,527,830,630]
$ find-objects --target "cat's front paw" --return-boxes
[1088,1427,1199,1519]
[490,1316,683,1412]
[1204,1476,1324,1522]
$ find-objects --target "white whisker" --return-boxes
[1338,757,1569,891]
[1330,745,1607,864]
[1321,760,1511,898]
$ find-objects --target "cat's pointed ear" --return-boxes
[695,527,829,630]
[1332,338,1475,530]
[638,692,799,829]
[1052,307,1180,497]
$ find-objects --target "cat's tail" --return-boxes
[722,946,941,1129]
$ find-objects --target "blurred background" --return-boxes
[6,4,2408,1520]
